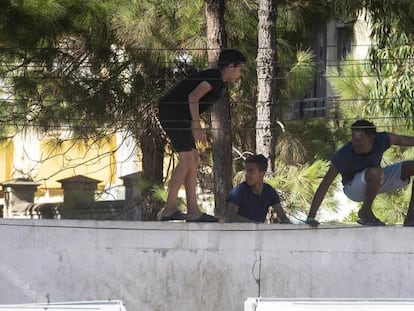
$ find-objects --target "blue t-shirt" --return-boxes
[332,132,390,184]
[226,182,281,222]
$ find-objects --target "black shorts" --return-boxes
[159,109,196,152]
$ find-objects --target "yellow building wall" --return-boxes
[0,139,13,183]
[1,132,176,200]
[36,135,118,191]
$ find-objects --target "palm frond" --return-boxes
[151,184,187,210]
[326,56,374,119]
[286,49,316,99]
[151,184,168,203]
[267,160,339,215]
[276,132,307,165]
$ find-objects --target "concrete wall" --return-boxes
[1,219,414,311]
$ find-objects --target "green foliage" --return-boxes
[329,1,414,128]
[372,188,409,224]
[328,58,373,103]
[0,0,65,46]
[0,0,182,141]
[112,0,205,50]
[276,131,308,165]
[151,184,186,211]
[267,159,338,215]
[276,49,317,118]
[326,56,385,127]
[285,50,316,99]
[229,3,321,154]
[277,120,342,165]
[342,209,358,223]
[151,184,168,203]
[343,188,409,225]
[370,31,414,128]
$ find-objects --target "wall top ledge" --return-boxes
[0,218,408,232]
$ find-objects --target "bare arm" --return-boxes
[226,202,253,223]
[388,133,414,147]
[273,203,290,223]
[307,164,339,227]
[188,81,213,144]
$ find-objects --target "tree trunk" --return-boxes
[256,0,277,173]
[140,110,165,186]
[205,0,231,219]
[140,134,164,185]
[205,0,227,66]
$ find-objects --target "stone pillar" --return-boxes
[120,172,144,220]
[57,175,101,218]
[1,179,40,218]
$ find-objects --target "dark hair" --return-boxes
[351,119,377,136]
[217,49,246,69]
[245,154,268,172]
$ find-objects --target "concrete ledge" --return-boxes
[1,219,413,311]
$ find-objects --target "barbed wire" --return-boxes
[1,47,414,132]
[0,120,413,131]
[0,58,412,68]
[0,95,413,108]
[1,43,414,51]
[0,69,407,80]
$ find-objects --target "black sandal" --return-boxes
[160,210,188,221]
[187,213,219,223]
[357,218,386,226]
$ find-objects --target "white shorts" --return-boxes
[343,162,410,202]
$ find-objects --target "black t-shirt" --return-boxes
[159,68,225,120]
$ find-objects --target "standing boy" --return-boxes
[226,154,290,223]
[158,49,246,222]
[306,119,414,227]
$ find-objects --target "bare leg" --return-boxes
[401,161,414,225]
[358,167,382,220]
[274,203,290,223]
[404,183,414,225]
[184,149,202,218]
[163,150,197,216]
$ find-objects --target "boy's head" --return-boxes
[217,49,246,68]
[245,154,267,186]
[217,49,246,84]
[350,119,377,154]
[351,119,377,136]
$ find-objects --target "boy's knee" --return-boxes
[364,167,383,184]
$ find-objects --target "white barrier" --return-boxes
[0,300,126,311]
[2,219,414,311]
[244,298,414,311]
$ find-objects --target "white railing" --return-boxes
[291,97,327,119]
[0,300,126,311]
[244,298,414,311]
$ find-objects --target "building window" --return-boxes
[337,26,354,62]
[291,98,326,120]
